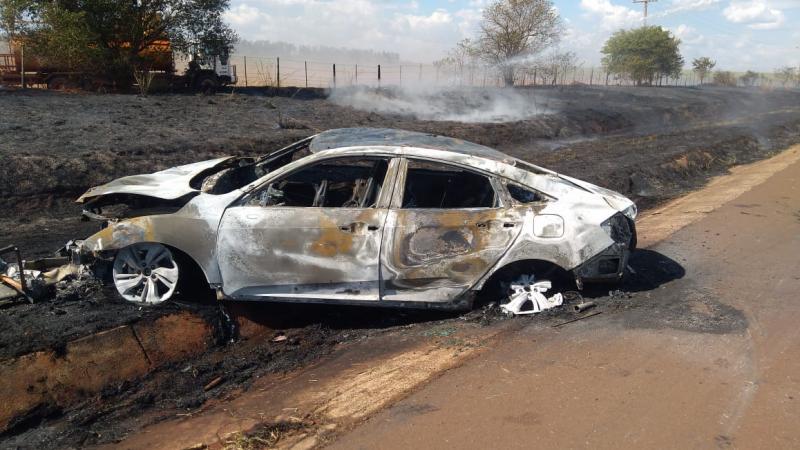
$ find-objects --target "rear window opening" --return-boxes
[507,183,547,204]
[402,160,497,209]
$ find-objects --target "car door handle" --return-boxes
[476,220,516,229]
[339,222,379,233]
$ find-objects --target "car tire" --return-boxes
[112,243,180,304]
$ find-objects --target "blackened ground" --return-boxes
[0,85,799,448]
[0,303,464,448]
[1,86,797,352]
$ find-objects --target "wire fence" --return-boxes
[230,55,793,90]
[1,50,791,90]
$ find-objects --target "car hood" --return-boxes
[76,157,234,203]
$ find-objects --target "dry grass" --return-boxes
[222,421,307,450]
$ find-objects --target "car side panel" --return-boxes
[216,206,387,300]
[380,207,524,302]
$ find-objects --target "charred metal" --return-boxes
[72,128,638,309]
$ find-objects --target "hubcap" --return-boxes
[113,243,179,304]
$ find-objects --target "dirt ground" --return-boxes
[1,85,800,448]
[328,148,800,450]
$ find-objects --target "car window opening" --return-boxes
[402,160,497,208]
[252,157,389,208]
[507,183,547,204]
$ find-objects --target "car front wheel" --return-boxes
[112,243,179,304]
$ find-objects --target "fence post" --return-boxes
[243,56,248,87]
[333,63,336,88]
[276,57,280,88]
[20,43,25,89]
[378,64,381,86]
[533,68,537,86]
[304,61,308,88]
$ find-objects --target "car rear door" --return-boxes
[380,158,523,303]
[217,155,398,302]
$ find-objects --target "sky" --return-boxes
[225,0,800,71]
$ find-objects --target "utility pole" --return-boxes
[633,0,657,25]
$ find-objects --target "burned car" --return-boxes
[75,128,637,309]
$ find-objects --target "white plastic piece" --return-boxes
[501,274,564,316]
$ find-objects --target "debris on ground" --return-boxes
[501,276,564,316]
[0,242,97,305]
[553,311,604,328]
[573,301,597,313]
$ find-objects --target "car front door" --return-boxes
[217,155,397,301]
[380,158,523,303]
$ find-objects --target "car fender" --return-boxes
[81,190,241,285]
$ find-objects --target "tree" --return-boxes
[775,66,798,88]
[692,57,715,85]
[713,71,736,87]
[0,0,237,81]
[739,70,759,87]
[522,50,579,85]
[0,0,24,41]
[477,0,561,86]
[434,38,480,85]
[601,26,684,86]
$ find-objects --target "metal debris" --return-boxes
[573,301,597,313]
[553,311,603,328]
[0,242,96,304]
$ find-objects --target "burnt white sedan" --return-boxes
[75,128,637,309]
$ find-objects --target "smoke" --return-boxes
[329,86,552,123]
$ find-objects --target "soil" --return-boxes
[1,85,799,448]
[325,150,800,450]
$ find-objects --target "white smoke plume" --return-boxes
[329,86,552,123]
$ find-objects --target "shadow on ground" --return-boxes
[582,249,747,335]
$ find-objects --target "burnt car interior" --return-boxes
[402,160,498,208]
[506,183,547,204]
[195,139,314,195]
[250,157,390,208]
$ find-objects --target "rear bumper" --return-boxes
[573,214,636,284]
[573,243,631,283]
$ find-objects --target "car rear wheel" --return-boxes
[113,243,179,304]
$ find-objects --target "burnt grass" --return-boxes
[1,85,800,447]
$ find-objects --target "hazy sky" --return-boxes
[225,0,800,71]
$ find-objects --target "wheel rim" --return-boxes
[113,243,179,304]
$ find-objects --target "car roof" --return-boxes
[309,128,515,164]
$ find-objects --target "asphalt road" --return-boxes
[328,152,800,449]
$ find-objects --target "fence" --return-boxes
[0,50,788,90]
[229,55,789,90]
